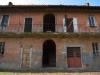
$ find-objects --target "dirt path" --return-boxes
[0,72,100,75]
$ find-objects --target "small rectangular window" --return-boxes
[1,15,9,27]
[88,16,96,27]
[0,42,5,55]
[92,42,99,57]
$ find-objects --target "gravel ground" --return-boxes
[0,72,100,75]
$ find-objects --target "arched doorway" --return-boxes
[42,40,56,67]
[43,14,55,32]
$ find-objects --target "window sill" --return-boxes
[89,25,97,27]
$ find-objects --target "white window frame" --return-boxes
[88,16,97,27]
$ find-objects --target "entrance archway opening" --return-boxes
[42,40,56,67]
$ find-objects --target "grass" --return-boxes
[0,72,100,75]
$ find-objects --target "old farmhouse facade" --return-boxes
[0,3,100,71]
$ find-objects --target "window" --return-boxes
[66,18,74,32]
[92,42,99,57]
[63,17,78,32]
[0,42,5,55]
[1,15,9,27]
[24,18,32,32]
[88,16,96,27]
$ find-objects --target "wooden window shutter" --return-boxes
[73,18,78,32]
[63,16,67,32]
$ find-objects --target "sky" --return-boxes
[0,0,100,6]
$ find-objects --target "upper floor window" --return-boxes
[0,42,5,55]
[88,16,96,27]
[24,18,32,32]
[66,18,74,32]
[63,16,78,32]
[43,14,55,32]
[1,15,9,27]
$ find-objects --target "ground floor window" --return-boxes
[0,42,5,55]
[92,42,99,57]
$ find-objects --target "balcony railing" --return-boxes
[0,24,63,33]
[0,24,100,33]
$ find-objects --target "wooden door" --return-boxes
[67,47,82,68]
